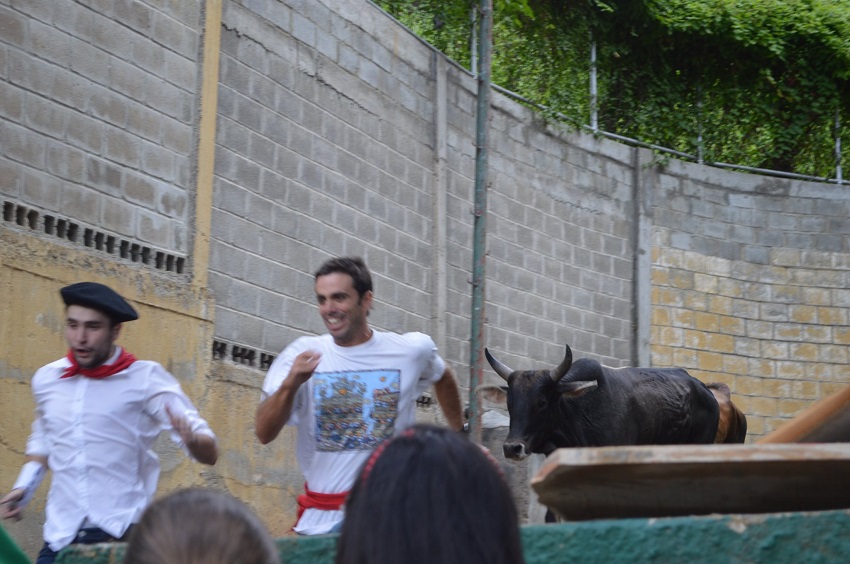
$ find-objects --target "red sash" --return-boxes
[60,348,137,379]
[295,482,348,526]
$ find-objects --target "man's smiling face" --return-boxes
[315,272,373,347]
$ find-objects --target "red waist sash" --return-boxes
[295,482,348,524]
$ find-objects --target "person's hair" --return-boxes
[315,256,373,299]
[124,488,280,564]
[336,424,525,564]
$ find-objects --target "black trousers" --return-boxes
[36,526,133,564]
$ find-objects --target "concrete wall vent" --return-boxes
[3,201,187,274]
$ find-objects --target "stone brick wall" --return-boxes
[480,116,636,369]
[1,1,199,263]
[209,0,637,382]
[650,161,850,438]
[209,0,443,361]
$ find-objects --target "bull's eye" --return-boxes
[536,396,547,410]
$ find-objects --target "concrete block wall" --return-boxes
[476,97,637,372]
[0,1,199,265]
[210,0,637,384]
[650,161,850,438]
[209,0,442,364]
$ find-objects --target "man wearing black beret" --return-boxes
[0,282,219,564]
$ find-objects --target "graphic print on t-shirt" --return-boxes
[313,369,401,452]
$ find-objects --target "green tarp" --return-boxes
[0,524,30,564]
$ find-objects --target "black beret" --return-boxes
[60,282,139,323]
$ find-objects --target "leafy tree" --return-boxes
[374,0,850,178]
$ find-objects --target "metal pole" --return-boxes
[697,81,704,164]
[836,107,843,185]
[590,36,598,132]
[468,0,492,444]
[470,5,478,76]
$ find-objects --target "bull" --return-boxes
[481,343,747,461]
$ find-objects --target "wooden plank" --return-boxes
[531,444,850,521]
[758,385,850,443]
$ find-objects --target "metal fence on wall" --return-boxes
[494,44,846,187]
[462,11,847,187]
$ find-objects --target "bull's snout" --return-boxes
[503,440,529,461]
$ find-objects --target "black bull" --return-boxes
[480,344,747,460]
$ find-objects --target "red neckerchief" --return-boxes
[60,348,137,379]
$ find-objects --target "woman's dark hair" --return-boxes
[336,424,525,564]
[314,256,373,299]
[124,488,280,564]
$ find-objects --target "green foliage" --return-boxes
[376,0,474,63]
[592,0,850,174]
[373,0,850,177]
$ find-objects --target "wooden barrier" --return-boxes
[758,385,850,443]
[532,443,850,521]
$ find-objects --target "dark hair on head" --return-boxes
[314,256,373,298]
[336,424,525,564]
[123,488,280,564]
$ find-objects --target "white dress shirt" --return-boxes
[26,347,215,551]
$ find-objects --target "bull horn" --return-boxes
[551,344,573,382]
[484,348,513,382]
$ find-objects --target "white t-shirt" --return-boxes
[261,331,445,534]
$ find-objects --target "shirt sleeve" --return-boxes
[260,340,308,426]
[25,411,49,458]
[143,363,216,457]
[25,368,51,457]
[261,349,295,399]
[411,333,446,395]
[419,333,445,384]
[426,351,446,385]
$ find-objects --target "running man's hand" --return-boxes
[0,489,24,521]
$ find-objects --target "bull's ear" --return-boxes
[475,384,508,406]
[558,380,597,398]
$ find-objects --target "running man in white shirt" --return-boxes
[255,256,464,535]
[0,282,219,564]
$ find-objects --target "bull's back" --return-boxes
[609,367,720,445]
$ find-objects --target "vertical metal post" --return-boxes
[836,107,843,185]
[697,81,704,164]
[590,36,598,132]
[470,5,478,76]
[468,0,492,445]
